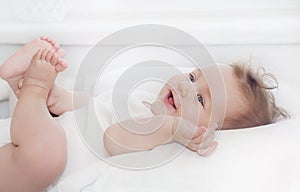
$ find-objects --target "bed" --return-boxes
[1,25,300,192]
[1,46,300,192]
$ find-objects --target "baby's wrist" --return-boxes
[158,116,178,143]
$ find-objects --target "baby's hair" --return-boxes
[223,61,290,129]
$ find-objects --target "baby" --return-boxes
[0,37,69,192]
[0,37,288,191]
[103,59,289,156]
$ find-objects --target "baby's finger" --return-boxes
[197,141,218,157]
[18,78,24,89]
[190,131,206,145]
[206,123,218,135]
[192,127,206,139]
[187,143,200,151]
[199,134,215,149]
[199,129,216,149]
[199,123,217,143]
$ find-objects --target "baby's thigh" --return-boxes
[0,142,60,192]
[0,143,38,191]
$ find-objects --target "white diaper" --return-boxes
[0,118,11,148]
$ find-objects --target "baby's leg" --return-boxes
[0,49,67,192]
[18,77,89,116]
[0,36,65,95]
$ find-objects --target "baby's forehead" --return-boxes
[194,64,232,73]
[196,64,240,96]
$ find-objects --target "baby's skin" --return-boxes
[0,49,68,191]
[0,37,82,115]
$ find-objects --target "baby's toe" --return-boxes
[55,59,68,72]
[41,49,49,60]
[40,36,47,41]
[56,49,66,58]
[32,49,43,61]
[50,40,60,50]
[50,53,59,66]
[46,51,54,62]
[40,36,60,49]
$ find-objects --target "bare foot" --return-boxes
[21,49,67,98]
[0,36,65,95]
[17,51,71,115]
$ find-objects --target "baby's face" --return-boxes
[151,65,243,127]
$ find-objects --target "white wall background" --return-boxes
[1,0,299,19]
[0,0,299,45]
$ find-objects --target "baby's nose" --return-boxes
[178,81,193,97]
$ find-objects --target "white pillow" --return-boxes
[58,117,300,192]
[273,81,300,117]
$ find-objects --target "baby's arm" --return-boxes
[104,116,217,156]
[104,116,175,155]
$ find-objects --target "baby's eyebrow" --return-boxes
[195,68,202,74]
[192,68,203,78]
[190,67,208,80]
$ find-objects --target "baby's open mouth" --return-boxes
[165,90,177,109]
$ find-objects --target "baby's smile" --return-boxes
[165,89,177,109]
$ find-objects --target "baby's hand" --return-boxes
[172,118,218,157]
[196,123,218,157]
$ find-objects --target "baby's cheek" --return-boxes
[181,108,201,125]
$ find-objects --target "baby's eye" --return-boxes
[189,73,195,82]
[197,95,204,106]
